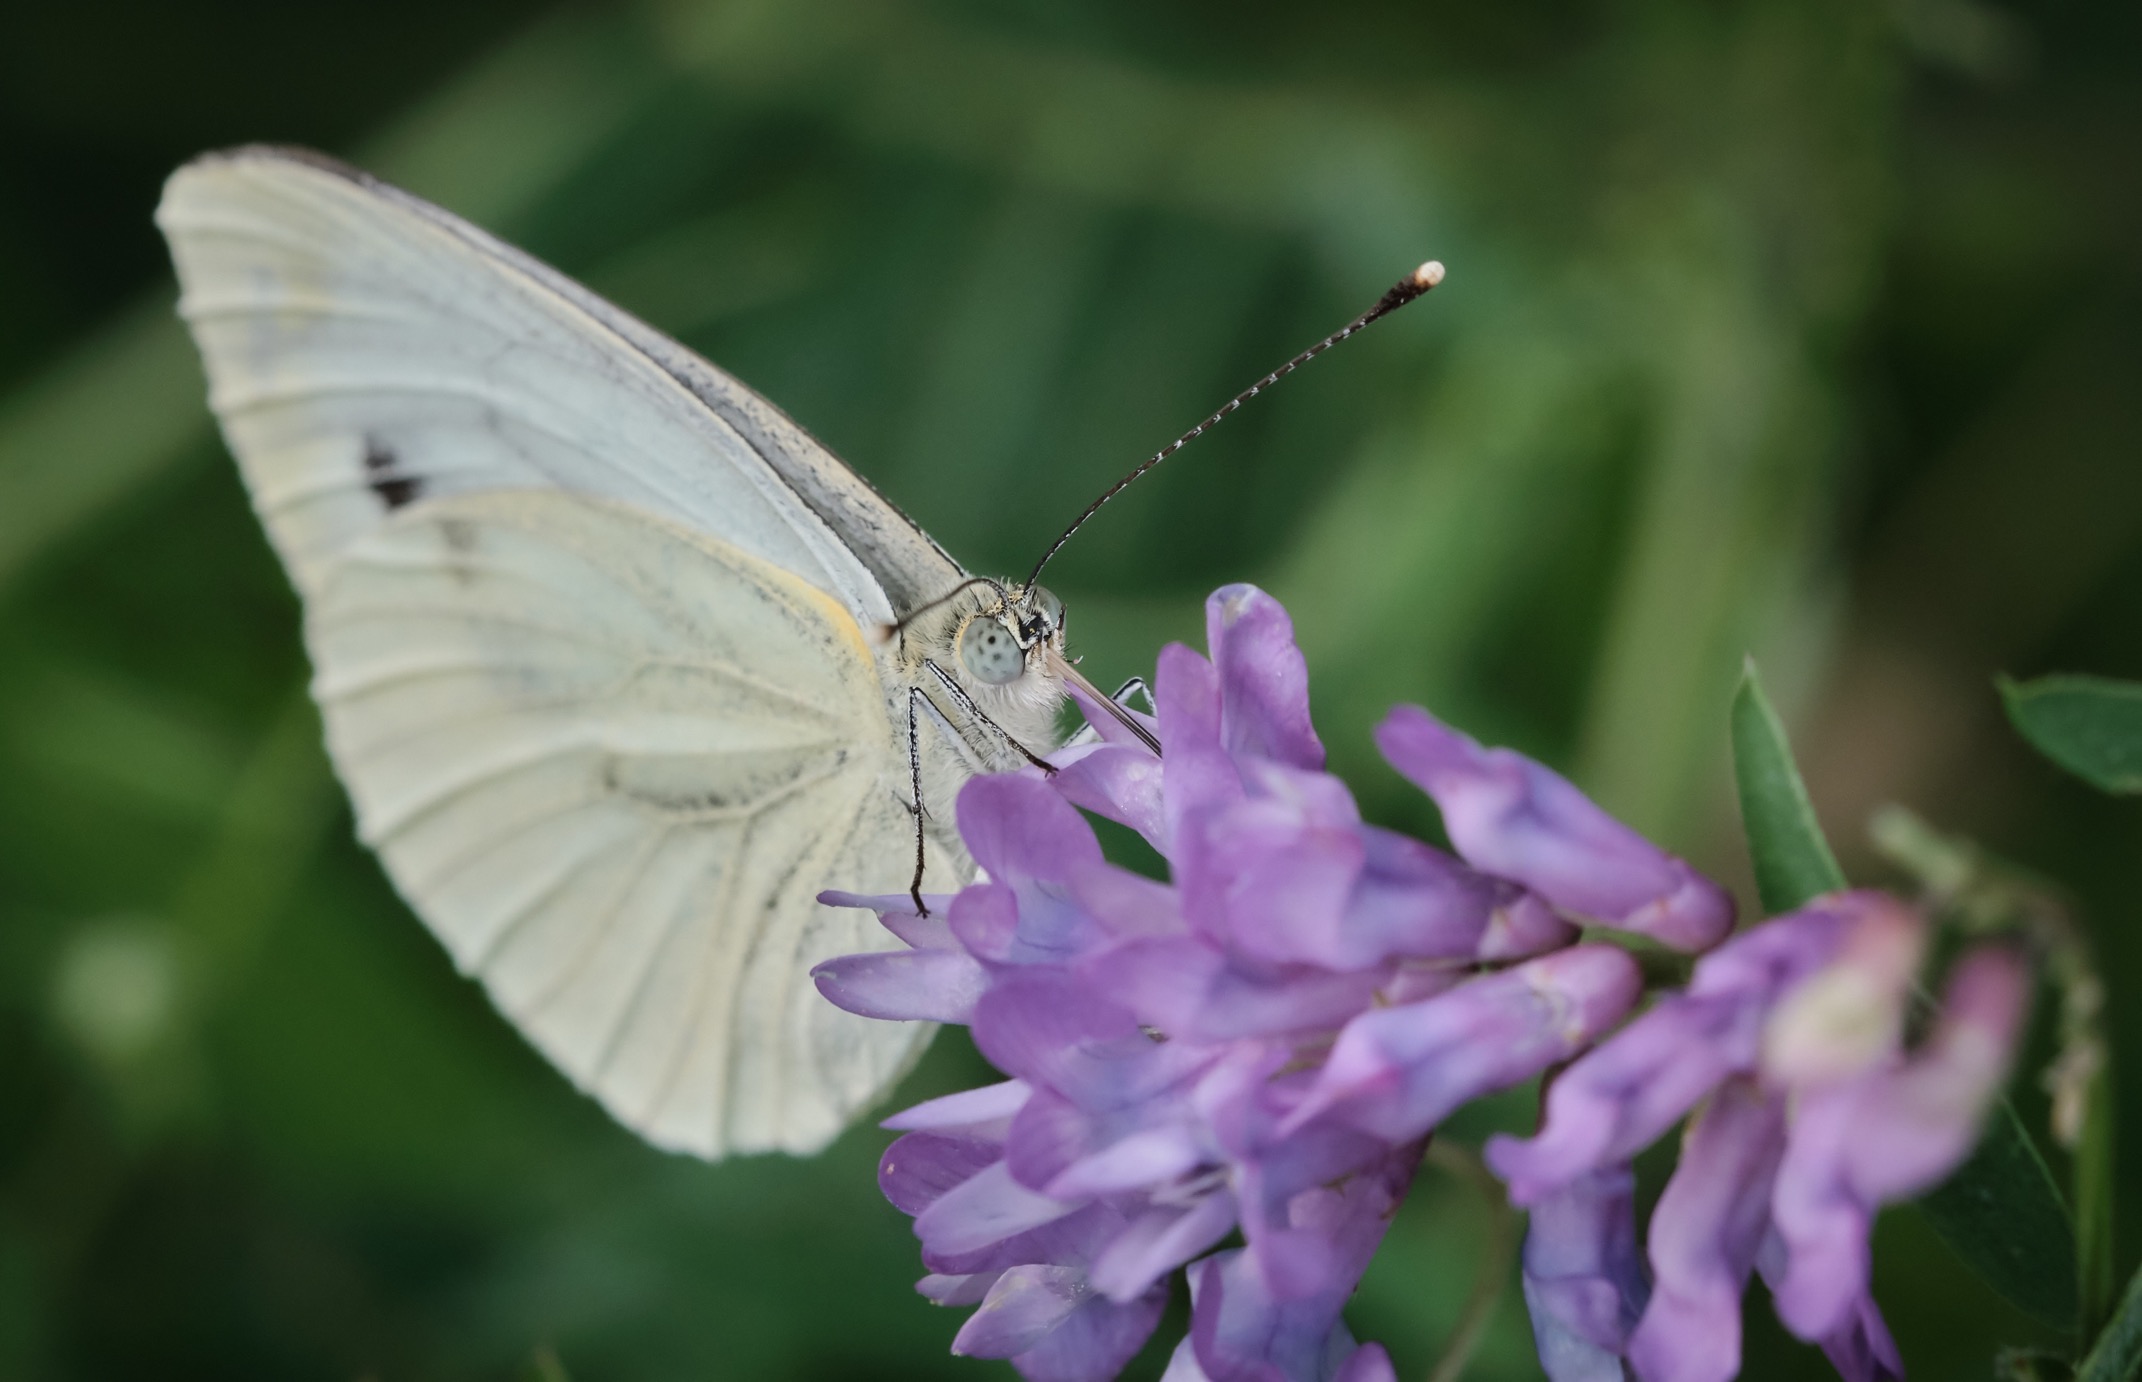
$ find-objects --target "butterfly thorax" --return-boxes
[880,578,1070,777]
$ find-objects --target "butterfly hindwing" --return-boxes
[310,490,942,1155]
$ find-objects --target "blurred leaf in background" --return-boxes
[2,0,2139,1377]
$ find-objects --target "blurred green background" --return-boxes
[2,0,2138,1377]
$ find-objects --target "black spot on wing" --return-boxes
[363,435,423,510]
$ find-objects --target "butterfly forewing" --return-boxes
[157,147,982,1158]
[155,146,962,619]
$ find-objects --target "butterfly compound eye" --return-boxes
[960,616,1026,684]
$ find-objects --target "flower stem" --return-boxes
[1423,1141,1519,1382]
[2076,1062,2117,1341]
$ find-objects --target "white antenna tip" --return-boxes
[1414,260,1446,289]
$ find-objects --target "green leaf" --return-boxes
[2076,1258,2142,1382]
[1734,662,2079,1330]
[1919,1101,2081,1332]
[1730,659,1845,912]
[2001,673,2142,795]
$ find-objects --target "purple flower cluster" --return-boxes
[1490,891,2027,1382]
[818,587,1721,1379]
[814,585,2023,1382]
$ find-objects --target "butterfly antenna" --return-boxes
[1023,259,1445,591]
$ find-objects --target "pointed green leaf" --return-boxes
[1730,659,1845,912]
[2076,1257,2142,1382]
[2001,673,2142,795]
[1918,1101,2080,1332]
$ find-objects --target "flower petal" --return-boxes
[920,1270,1003,1306]
[1089,1190,1240,1303]
[812,947,985,1022]
[1519,1168,1649,1381]
[881,1131,1005,1216]
[818,889,958,947]
[1243,1142,1421,1306]
[1003,1082,1205,1198]
[1334,1343,1398,1382]
[1351,825,1575,964]
[1848,944,2027,1202]
[959,772,1107,888]
[1099,936,1387,1043]
[1068,862,1186,941]
[1008,1276,1170,1382]
[1376,706,1733,952]
[1809,1292,1904,1382]
[953,1263,1092,1358]
[1488,904,1855,1205]
[1207,584,1324,771]
[915,1159,1081,1258]
[1626,1079,1786,1382]
[1158,641,1223,756]
[1760,892,1923,1086]
[1176,770,1365,967]
[972,968,1151,1099]
[885,1079,1032,1132]
[1055,744,1168,846]
[1487,993,1749,1205]
[951,878,1113,970]
[1290,946,1641,1145]
[1766,946,2027,1339]
[1185,1245,1367,1381]
[1157,643,1245,842]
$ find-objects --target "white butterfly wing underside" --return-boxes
[314,492,944,1155]
[155,148,968,1157]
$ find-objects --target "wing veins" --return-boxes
[315,653,854,728]
[723,780,874,1140]
[179,295,424,326]
[511,824,678,1025]
[363,732,858,845]
[401,786,604,898]
[588,826,730,1090]
[644,776,870,1135]
[320,606,638,658]
[456,814,639,973]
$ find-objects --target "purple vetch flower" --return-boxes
[1519,1168,1650,1382]
[812,584,1729,1381]
[1376,707,1736,953]
[1762,946,2029,1342]
[1488,892,2028,1382]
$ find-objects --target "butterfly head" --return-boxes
[957,583,1065,686]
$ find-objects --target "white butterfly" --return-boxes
[157,145,1437,1161]
[155,145,1146,1160]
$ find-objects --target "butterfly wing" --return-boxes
[155,145,964,620]
[156,147,973,1156]
[311,490,944,1155]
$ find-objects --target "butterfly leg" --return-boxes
[921,660,1057,775]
